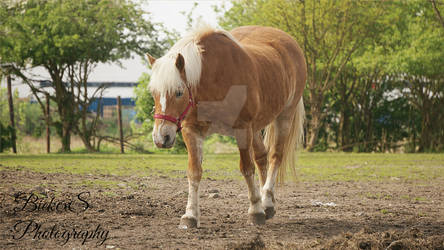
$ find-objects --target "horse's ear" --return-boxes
[146,53,156,66]
[175,53,185,73]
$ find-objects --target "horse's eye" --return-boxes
[176,91,183,98]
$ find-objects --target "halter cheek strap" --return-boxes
[153,85,195,132]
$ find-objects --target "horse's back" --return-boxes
[231,25,305,89]
[231,26,298,50]
[230,26,306,128]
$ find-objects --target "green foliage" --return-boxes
[1,0,166,66]
[17,101,45,137]
[218,0,392,150]
[0,87,9,125]
[389,0,444,78]
[0,0,170,152]
[0,122,12,152]
[134,72,155,132]
[218,0,444,152]
[0,86,44,138]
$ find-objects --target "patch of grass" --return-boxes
[417,212,427,217]
[401,195,410,200]
[399,195,428,202]
[1,152,443,182]
[75,179,121,189]
[414,196,427,202]
[297,152,444,182]
[380,209,391,215]
[365,192,393,200]
[102,191,118,197]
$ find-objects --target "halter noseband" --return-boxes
[153,84,195,132]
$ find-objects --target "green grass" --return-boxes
[297,153,444,181]
[75,179,122,189]
[365,192,393,200]
[1,152,443,182]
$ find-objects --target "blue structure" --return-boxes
[88,97,136,118]
[28,81,139,121]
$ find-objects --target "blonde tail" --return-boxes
[263,98,305,183]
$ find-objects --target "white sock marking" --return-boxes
[244,174,264,215]
[262,167,278,208]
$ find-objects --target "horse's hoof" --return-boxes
[179,216,198,229]
[249,212,266,225]
[264,207,275,220]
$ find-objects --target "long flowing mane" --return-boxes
[149,24,240,95]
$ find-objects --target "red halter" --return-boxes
[153,84,195,132]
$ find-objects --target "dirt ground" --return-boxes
[1,168,443,249]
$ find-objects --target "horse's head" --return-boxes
[147,53,194,148]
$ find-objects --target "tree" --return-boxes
[218,0,387,151]
[217,0,444,152]
[389,0,444,152]
[0,0,167,152]
[332,0,444,152]
[329,1,404,152]
[430,0,444,29]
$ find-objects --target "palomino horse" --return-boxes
[147,25,306,228]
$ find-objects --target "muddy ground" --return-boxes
[1,168,443,249]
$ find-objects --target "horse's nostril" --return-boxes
[164,135,170,143]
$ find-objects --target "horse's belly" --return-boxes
[206,122,237,137]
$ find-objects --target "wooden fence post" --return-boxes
[46,93,50,153]
[7,74,17,153]
[117,96,124,153]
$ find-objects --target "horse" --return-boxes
[146,25,306,228]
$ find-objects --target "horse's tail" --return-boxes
[263,98,305,183]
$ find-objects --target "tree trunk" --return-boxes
[419,104,431,152]
[59,93,74,153]
[46,94,51,153]
[52,71,75,153]
[338,103,352,151]
[7,75,17,153]
[0,123,3,152]
[307,107,322,151]
[306,89,325,151]
[61,122,71,152]
[78,106,96,153]
[342,112,351,151]
[416,93,435,152]
[80,135,95,152]
[117,96,124,154]
[364,109,373,152]
[307,88,325,152]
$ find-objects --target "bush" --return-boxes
[0,123,12,152]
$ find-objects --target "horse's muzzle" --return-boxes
[153,124,177,149]
[157,135,175,148]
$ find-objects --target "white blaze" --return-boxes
[160,94,167,112]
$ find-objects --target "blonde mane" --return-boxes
[149,24,240,95]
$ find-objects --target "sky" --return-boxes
[3,0,229,97]
[90,0,227,82]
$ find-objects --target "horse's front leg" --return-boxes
[236,128,266,225]
[179,127,204,229]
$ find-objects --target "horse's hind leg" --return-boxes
[236,128,266,225]
[253,131,268,187]
[262,105,298,219]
